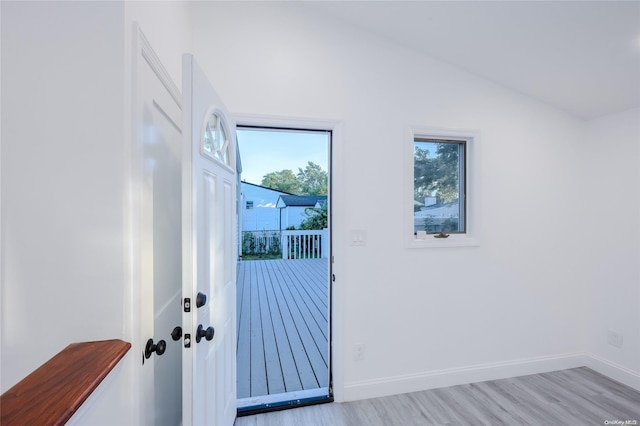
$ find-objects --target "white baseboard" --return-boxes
[342,352,640,401]
[343,352,588,401]
[584,352,640,391]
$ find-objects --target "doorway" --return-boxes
[235,126,332,414]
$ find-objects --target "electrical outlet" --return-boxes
[607,330,624,348]
[354,343,365,361]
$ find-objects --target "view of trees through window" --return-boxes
[414,138,465,233]
[261,161,329,229]
[261,161,328,196]
[261,161,328,230]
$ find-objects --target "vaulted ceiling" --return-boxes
[307,1,640,120]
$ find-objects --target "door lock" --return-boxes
[145,338,166,358]
[196,324,215,343]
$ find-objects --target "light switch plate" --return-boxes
[350,229,367,246]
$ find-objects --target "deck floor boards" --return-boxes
[237,258,329,399]
[249,262,268,396]
[236,263,251,396]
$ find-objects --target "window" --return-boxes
[406,127,479,248]
[246,200,253,210]
[414,138,465,233]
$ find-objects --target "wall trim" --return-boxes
[234,113,341,132]
[584,352,640,391]
[342,352,640,401]
[138,27,182,109]
[343,352,588,401]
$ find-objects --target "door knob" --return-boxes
[145,338,166,358]
[171,326,182,341]
[196,324,215,343]
[196,292,207,308]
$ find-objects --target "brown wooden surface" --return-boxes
[0,339,131,426]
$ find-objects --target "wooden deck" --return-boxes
[236,258,329,400]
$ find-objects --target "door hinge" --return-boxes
[332,274,336,282]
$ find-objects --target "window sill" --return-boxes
[408,233,480,249]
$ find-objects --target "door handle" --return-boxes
[196,292,207,308]
[145,338,166,358]
[196,324,215,343]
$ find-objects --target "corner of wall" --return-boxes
[583,107,640,388]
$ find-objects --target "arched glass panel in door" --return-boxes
[202,111,232,167]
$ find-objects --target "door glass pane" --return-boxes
[202,112,231,167]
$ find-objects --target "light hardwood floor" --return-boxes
[235,367,640,425]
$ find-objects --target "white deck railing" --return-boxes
[281,229,328,259]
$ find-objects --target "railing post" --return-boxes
[321,228,328,258]
[282,233,288,259]
[280,229,327,260]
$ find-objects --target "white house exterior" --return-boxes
[241,181,290,232]
[276,195,327,230]
[413,198,461,232]
[241,187,327,232]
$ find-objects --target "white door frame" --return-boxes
[233,113,345,403]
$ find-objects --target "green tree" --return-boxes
[414,143,459,204]
[297,162,328,195]
[434,143,460,203]
[414,146,439,202]
[299,204,328,230]
[261,169,301,194]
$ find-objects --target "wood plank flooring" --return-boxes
[237,259,329,399]
[235,367,640,425]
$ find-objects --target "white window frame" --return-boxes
[405,126,480,248]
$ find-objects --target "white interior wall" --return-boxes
[584,107,640,388]
[1,0,637,420]
[1,1,192,424]
[191,2,593,400]
[1,0,127,391]
[0,3,136,424]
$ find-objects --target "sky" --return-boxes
[236,128,329,185]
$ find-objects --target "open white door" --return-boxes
[182,54,237,426]
[133,25,183,426]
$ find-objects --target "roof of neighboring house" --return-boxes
[276,195,327,208]
[240,181,297,196]
[414,199,460,218]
